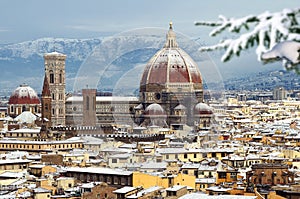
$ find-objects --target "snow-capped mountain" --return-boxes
[0,37,101,61]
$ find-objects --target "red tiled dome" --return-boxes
[8,84,40,105]
[140,23,202,88]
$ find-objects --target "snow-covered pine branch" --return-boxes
[195,7,300,70]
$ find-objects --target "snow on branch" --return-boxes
[261,41,300,69]
[195,7,300,70]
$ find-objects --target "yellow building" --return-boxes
[216,167,239,185]
[157,148,204,163]
[195,178,215,192]
[32,187,52,199]
[0,159,31,171]
[29,165,57,177]
[0,138,84,153]
[132,172,195,190]
[56,177,75,192]
[204,148,235,160]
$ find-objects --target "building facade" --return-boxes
[66,95,139,126]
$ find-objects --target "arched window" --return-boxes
[49,70,54,84]
[45,103,48,110]
[59,70,63,83]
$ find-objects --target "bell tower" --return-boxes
[44,52,66,126]
[41,74,52,124]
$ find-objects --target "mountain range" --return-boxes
[0,37,101,95]
[0,35,298,97]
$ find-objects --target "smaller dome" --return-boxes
[145,103,166,116]
[194,103,213,115]
[8,84,40,105]
[174,104,186,110]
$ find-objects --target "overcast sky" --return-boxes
[0,0,298,43]
[0,0,298,80]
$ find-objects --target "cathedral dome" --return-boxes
[8,84,40,105]
[194,103,213,115]
[140,23,202,91]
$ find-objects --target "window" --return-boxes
[194,154,197,158]
[112,159,117,163]
[59,71,63,83]
[52,93,55,100]
[121,177,126,185]
[114,177,119,184]
[218,172,226,179]
[230,172,237,179]
[86,96,89,110]
[194,170,198,177]
[184,154,188,159]
[50,72,54,83]
[107,176,111,184]
[59,93,63,100]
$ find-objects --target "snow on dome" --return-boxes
[8,84,40,105]
[145,103,166,116]
[194,103,213,115]
[14,111,37,123]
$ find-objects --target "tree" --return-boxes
[195,7,300,71]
